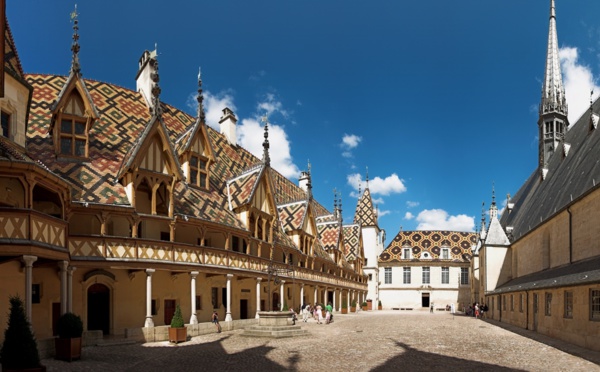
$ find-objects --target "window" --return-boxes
[503,295,506,311]
[403,267,411,284]
[441,248,449,260]
[441,267,449,284]
[563,291,573,319]
[222,288,227,307]
[460,267,469,285]
[189,153,209,189]
[545,292,552,316]
[195,295,202,311]
[591,289,600,321]
[519,293,524,313]
[59,91,88,157]
[151,299,157,315]
[211,287,218,309]
[1,111,10,138]
[422,267,430,284]
[365,258,368,266]
[402,248,411,259]
[510,295,514,311]
[496,296,500,311]
[384,267,392,284]
[368,274,372,281]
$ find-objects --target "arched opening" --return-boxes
[32,184,62,218]
[155,182,169,216]
[272,292,279,311]
[135,178,152,214]
[87,283,110,335]
[0,177,25,208]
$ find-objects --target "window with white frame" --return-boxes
[441,267,449,284]
[384,267,392,284]
[441,247,449,259]
[422,267,430,284]
[402,248,411,259]
[403,267,411,284]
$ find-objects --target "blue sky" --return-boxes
[8,1,600,240]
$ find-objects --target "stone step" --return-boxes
[242,329,309,338]
[245,325,303,332]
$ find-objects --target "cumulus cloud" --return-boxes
[257,93,290,119]
[347,173,407,196]
[378,210,391,217]
[415,209,474,232]
[340,134,362,158]
[404,212,414,220]
[559,46,600,124]
[406,201,419,208]
[187,90,237,130]
[372,197,385,205]
[238,117,300,179]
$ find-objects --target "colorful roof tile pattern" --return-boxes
[379,230,477,263]
[278,200,308,232]
[343,224,361,261]
[226,167,261,210]
[317,220,340,252]
[353,188,377,227]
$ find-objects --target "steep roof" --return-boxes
[4,20,24,78]
[380,230,476,264]
[501,97,600,241]
[353,188,377,227]
[342,224,361,261]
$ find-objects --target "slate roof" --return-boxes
[380,230,477,263]
[492,256,600,294]
[501,98,600,241]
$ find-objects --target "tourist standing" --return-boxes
[212,311,221,333]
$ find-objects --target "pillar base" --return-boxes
[225,312,233,322]
[190,314,198,325]
[144,317,154,328]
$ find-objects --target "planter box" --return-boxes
[168,327,187,344]
[350,307,356,312]
[55,337,82,362]
[341,308,348,314]
[362,306,367,311]
[378,306,382,310]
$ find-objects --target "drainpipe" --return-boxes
[567,207,573,263]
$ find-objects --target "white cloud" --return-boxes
[237,117,300,179]
[372,197,385,205]
[187,90,237,131]
[347,173,407,196]
[341,134,362,149]
[415,209,474,232]
[560,46,600,124]
[406,201,419,208]
[257,93,290,119]
[404,212,414,220]
[378,210,391,217]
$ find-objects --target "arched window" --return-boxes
[59,91,88,157]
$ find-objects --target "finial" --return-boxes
[150,57,161,115]
[591,89,595,109]
[306,159,313,198]
[366,166,369,188]
[197,67,205,122]
[358,180,362,196]
[307,159,311,175]
[70,4,81,75]
[550,0,555,19]
[261,115,270,166]
[492,183,496,205]
[333,188,338,211]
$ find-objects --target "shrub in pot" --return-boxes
[0,295,44,371]
[168,304,187,344]
[350,300,356,312]
[341,300,348,314]
[55,312,83,362]
[361,302,368,311]
[378,300,383,310]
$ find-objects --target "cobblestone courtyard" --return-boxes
[41,311,600,371]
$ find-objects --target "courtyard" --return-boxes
[40,310,600,371]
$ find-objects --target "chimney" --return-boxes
[299,171,310,192]
[135,49,159,111]
[219,107,237,145]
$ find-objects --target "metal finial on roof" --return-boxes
[358,180,362,196]
[306,159,313,198]
[366,166,369,188]
[491,182,496,205]
[69,4,81,75]
[197,67,206,123]
[261,115,270,166]
[307,159,311,175]
[150,56,161,115]
[333,187,338,212]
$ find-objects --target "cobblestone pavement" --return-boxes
[41,311,600,371]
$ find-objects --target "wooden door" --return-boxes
[164,299,176,325]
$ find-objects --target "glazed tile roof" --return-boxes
[278,200,308,232]
[317,219,340,251]
[380,230,477,264]
[226,166,262,210]
[343,224,361,261]
[354,188,377,227]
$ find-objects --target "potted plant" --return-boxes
[168,304,187,344]
[0,295,45,371]
[378,300,383,310]
[55,312,83,362]
[341,300,348,314]
[361,301,368,311]
[350,300,356,313]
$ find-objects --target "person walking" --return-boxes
[212,310,221,333]
[303,303,310,322]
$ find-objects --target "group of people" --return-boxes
[301,303,334,324]
[466,302,488,318]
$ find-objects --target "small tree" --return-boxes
[57,312,83,339]
[378,300,382,307]
[1,295,41,369]
[170,305,185,328]
[341,300,347,309]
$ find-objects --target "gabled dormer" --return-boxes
[176,69,214,190]
[49,7,99,159]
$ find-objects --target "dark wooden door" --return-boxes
[164,299,176,325]
[240,299,248,319]
[88,283,110,335]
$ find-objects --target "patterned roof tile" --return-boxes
[354,188,377,226]
[380,230,477,263]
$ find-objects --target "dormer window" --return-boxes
[402,247,411,259]
[441,248,449,260]
[189,153,209,189]
[56,90,89,158]
[1,111,10,138]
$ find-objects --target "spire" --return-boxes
[358,180,362,196]
[69,5,81,75]
[489,185,498,220]
[150,45,161,115]
[538,0,568,169]
[480,201,486,234]
[197,67,206,123]
[365,166,369,188]
[261,115,270,166]
[333,188,338,214]
[306,160,313,198]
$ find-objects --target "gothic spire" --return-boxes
[261,115,270,166]
[307,160,313,198]
[69,5,81,75]
[538,0,568,170]
[197,67,206,123]
[365,166,369,188]
[489,184,498,220]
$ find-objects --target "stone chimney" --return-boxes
[219,107,237,145]
[299,171,310,192]
[135,49,159,111]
